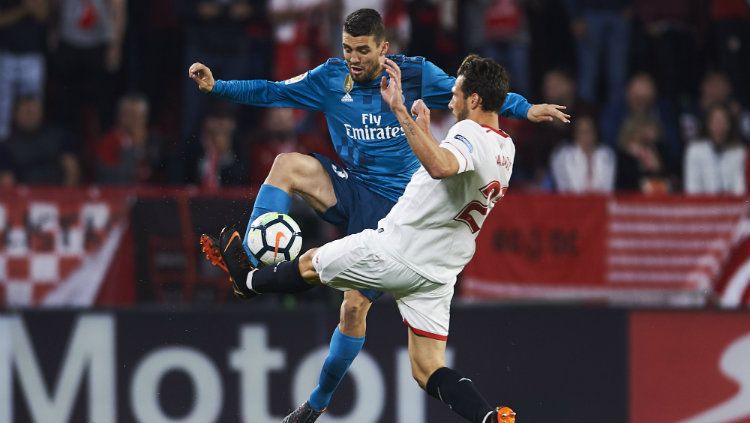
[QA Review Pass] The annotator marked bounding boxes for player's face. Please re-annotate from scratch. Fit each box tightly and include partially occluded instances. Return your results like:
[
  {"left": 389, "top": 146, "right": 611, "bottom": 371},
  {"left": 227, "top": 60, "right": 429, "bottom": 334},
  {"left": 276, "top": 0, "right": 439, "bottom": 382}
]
[
  {"left": 449, "top": 76, "right": 469, "bottom": 121},
  {"left": 342, "top": 32, "right": 388, "bottom": 83}
]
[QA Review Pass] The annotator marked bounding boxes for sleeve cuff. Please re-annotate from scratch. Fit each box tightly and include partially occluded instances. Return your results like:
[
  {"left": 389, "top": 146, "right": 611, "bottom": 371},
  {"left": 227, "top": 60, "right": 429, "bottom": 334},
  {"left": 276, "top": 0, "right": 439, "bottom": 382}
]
[
  {"left": 440, "top": 142, "right": 469, "bottom": 173},
  {"left": 210, "top": 80, "right": 226, "bottom": 96}
]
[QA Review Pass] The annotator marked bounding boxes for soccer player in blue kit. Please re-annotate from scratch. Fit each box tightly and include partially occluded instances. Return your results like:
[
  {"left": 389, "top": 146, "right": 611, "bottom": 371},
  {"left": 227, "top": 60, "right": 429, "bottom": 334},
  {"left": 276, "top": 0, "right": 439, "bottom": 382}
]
[{"left": 190, "top": 8, "right": 569, "bottom": 423}]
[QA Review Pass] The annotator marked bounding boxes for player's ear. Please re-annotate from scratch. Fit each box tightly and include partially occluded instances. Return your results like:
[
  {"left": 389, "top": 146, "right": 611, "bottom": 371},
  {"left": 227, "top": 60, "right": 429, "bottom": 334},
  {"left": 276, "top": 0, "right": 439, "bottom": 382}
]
[{"left": 380, "top": 41, "right": 389, "bottom": 56}]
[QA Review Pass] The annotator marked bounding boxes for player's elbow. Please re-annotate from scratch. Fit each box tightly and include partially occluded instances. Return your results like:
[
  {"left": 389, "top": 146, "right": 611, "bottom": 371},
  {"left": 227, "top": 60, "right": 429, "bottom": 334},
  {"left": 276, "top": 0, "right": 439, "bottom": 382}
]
[
  {"left": 424, "top": 151, "right": 459, "bottom": 179},
  {"left": 425, "top": 163, "right": 455, "bottom": 179},
  {"left": 426, "top": 168, "right": 451, "bottom": 179}
]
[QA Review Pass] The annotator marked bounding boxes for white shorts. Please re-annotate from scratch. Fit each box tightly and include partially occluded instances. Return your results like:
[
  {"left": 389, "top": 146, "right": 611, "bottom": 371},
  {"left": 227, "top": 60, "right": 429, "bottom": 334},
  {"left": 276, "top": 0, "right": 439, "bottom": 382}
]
[{"left": 312, "top": 229, "right": 454, "bottom": 340}]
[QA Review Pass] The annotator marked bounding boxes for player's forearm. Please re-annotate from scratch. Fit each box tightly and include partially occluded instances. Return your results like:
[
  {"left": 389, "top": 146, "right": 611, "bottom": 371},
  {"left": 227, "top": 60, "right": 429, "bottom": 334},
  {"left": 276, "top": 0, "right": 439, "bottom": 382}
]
[
  {"left": 211, "top": 79, "right": 273, "bottom": 105},
  {"left": 211, "top": 79, "right": 320, "bottom": 110},
  {"left": 500, "top": 92, "right": 532, "bottom": 119},
  {"left": 394, "top": 106, "right": 456, "bottom": 178}
]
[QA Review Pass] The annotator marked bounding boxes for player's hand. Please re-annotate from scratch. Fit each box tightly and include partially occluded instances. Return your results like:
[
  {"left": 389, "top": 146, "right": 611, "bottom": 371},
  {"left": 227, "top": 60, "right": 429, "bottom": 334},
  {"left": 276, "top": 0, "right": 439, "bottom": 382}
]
[
  {"left": 411, "top": 99, "right": 431, "bottom": 132},
  {"left": 380, "top": 59, "right": 405, "bottom": 112},
  {"left": 189, "top": 62, "right": 215, "bottom": 93},
  {"left": 527, "top": 103, "right": 570, "bottom": 123}
]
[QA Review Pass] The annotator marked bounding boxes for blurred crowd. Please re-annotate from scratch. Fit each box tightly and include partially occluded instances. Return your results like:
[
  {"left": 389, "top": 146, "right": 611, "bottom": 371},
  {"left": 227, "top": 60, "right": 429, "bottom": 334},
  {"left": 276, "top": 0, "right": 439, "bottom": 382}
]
[{"left": 0, "top": 0, "right": 748, "bottom": 195}]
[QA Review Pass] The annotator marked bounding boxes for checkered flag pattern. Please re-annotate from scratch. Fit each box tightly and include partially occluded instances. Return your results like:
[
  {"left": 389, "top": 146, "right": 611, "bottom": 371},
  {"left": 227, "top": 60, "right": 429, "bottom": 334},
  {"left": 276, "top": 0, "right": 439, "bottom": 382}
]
[{"left": 0, "top": 190, "right": 129, "bottom": 306}]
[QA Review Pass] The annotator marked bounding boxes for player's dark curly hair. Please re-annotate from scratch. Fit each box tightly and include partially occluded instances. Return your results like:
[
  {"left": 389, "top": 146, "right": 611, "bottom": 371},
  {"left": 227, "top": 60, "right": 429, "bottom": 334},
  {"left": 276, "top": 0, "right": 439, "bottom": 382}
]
[
  {"left": 457, "top": 54, "right": 509, "bottom": 113},
  {"left": 343, "top": 9, "right": 385, "bottom": 43}
]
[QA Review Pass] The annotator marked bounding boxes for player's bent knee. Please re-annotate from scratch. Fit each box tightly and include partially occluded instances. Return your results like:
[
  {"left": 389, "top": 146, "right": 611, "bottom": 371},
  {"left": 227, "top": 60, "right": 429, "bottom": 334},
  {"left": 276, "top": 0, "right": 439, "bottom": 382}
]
[
  {"left": 269, "top": 152, "right": 306, "bottom": 182},
  {"left": 342, "top": 292, "right": 370, "bottom": 316},
  {"left": 340, "top": 291, "right": 371, "bottom": 328}
]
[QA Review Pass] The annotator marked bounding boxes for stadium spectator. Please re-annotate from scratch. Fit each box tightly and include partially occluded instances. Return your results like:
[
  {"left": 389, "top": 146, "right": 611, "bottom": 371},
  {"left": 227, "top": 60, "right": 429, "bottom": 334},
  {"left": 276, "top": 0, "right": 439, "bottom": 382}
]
[
  {"left": 269, "top": 0, "right": 329, "bottom": 80},
  {"left": 605, "top": 73, "right": 681, "bottom": 176},
  {"left": 407, "top": 0, "right": 460, "bottom": 75},
  {"left": 1, "top": 95, "right": 79, "bottom": 186},
  {"left": 49, "top": 0, "right": 127, "bottom": 151},
  {"left": 680, "top": 71, "right": 750, "bottom": 144},
  {"left": 632, "top": 0, "right": 708, "bottom": 103},
  {"left": 517, "top": 68, "right": 591, "bottom": 188},
  {"left": 710, "top": 0, "right": 750, "bottom": 108},
  {"left": 180, "top": 0, "right": 268, "bottom": 140},
  {"left": 550, "top": 115, "right": 616, "bottom": 193},
  {"left": 246, "top": 108, "right": 305, "bottom": 187},
  {"left": 615, "top": 115, "right": 671, "bottom": 193},
  {"left": 0, "top": 0, "right": 49, "bottom": 141},
  {"left": 684, "top": 104, "right": 746, "bottom": 195},
  {"left": 94, "top": 93, "right": 166, "bottom": 185},
  {"left": 476, "top": 0, "right": 531, "bottom": 95},
  {"left": 564, "top": 0, "right": 630, "bottom": 107},
  {"left": 195, "top": 111, "right": 246, "bottom": 189}
]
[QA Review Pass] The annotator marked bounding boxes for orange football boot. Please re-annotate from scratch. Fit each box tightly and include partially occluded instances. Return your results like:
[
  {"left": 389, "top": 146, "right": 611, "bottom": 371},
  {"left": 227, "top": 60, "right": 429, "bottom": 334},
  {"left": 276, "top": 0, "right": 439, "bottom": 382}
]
[{"left": 496, "top": 406, "right": 516, "bottom": 423}]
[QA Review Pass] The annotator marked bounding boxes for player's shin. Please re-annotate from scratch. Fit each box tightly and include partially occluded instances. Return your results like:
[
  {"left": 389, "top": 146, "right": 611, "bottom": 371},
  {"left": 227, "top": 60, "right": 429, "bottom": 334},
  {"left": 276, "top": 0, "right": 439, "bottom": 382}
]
[
  {"left": 244, "top": 183, "right": 292, "bottom": 265},
  {"left": 425, "top": 367, "right": 496, "bottom": 423},
  {"left": 246, "top": 257, "right": 314, "bottom": 294},
  {"left": 308, "top": 327, "right": 365, "bottom": 411}
]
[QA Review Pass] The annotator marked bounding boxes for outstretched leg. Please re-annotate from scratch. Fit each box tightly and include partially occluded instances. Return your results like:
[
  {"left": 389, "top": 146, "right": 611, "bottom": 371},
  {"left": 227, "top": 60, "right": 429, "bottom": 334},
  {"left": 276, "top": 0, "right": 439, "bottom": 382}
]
[
  {"left": 408, "top": 329, "right": 515, "bottom": 423},
  {"left": 238, "top": 247, "right": 321, "bottom": 295}
]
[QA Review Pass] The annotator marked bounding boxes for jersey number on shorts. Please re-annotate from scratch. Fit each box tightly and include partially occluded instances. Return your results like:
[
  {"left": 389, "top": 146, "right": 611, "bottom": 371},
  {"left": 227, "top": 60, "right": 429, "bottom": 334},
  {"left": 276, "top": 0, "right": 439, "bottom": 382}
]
[{"left": 453, "top": 180, "right": 506, "bottom": 233}]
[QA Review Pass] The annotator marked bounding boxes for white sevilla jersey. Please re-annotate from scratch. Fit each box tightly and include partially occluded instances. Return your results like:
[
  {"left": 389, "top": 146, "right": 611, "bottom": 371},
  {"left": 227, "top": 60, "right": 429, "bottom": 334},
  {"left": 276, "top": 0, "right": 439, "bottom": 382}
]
[{"left": 375, "top": 119, "right": 515, "bottom": 285}]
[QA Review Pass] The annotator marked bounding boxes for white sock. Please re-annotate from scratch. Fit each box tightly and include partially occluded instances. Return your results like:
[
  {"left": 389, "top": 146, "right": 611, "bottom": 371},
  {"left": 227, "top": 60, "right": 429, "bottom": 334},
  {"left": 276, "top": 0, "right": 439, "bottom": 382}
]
[{"left": 245, "top": 269, "right": 259, "bottom": 293}]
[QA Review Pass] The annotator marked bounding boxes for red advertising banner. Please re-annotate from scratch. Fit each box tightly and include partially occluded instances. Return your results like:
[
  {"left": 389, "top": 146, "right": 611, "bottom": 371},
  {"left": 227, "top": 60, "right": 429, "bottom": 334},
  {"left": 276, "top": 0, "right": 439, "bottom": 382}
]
[
  {"left": 2, "top": 188, "right": 749, "bottom": 308},
  {"left": 462, "top": 193, "right": 608, "bottom": 298},
  {"left": 630, "top": 311, "right": 750, "bottom": 423},
  {"left": 462, "top": 195, "right": 750, "bottom": 305},
  {"left": 0, "top": 188, "right": 133, "bottom": 307}
]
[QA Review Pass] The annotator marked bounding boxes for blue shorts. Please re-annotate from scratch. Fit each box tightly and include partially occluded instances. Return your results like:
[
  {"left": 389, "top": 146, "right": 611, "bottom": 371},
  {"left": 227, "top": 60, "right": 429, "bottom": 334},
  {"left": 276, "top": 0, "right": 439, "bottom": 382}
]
[{"left": 312, "top": 153, "right": 397, "bottom": 302}]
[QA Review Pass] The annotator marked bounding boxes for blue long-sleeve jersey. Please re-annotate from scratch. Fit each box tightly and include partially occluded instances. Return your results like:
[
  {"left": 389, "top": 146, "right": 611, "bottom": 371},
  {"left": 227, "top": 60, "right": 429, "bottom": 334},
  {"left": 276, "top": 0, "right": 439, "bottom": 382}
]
[{"left": 211, "top": 55, "right": 531, "bottom": 201}]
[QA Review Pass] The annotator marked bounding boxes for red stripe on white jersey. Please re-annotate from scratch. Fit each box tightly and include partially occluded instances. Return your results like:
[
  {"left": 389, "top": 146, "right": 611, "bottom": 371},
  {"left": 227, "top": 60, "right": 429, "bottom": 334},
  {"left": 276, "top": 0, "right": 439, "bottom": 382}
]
[{"left": 402, "top": 319, "right": 448, "bottom": 341}]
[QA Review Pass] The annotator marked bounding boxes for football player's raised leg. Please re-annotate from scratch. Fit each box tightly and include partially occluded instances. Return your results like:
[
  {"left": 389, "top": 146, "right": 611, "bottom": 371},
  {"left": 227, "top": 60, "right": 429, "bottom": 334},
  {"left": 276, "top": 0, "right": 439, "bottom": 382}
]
[
  {"left": 409, "top": 330, "right": 504, "bottom": 423},
  {"left": 260, "top": 154, "right": 370, "bottom": 414},
  {"left": 244, "top": 152, "right": 337, "bottom": 265}
]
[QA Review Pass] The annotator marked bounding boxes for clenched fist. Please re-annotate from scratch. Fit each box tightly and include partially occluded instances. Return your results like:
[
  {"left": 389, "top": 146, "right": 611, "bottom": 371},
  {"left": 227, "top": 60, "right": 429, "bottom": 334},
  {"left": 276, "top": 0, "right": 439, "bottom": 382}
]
[{"left": 189, "top": 62, "right": 215, "bottom": 93}]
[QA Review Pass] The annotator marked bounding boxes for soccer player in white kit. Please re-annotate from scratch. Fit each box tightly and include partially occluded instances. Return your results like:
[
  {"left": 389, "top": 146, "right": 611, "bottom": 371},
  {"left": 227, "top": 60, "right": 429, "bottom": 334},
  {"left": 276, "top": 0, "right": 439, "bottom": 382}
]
[{"left": 214, "top": 54, "right": 517, "bottom": 423}]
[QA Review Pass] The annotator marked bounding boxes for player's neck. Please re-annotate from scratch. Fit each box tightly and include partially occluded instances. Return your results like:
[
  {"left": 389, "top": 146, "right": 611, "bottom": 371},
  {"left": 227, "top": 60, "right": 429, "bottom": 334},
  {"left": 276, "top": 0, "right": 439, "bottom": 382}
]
[{"left": 467, "top": 111, "right": 499, "bottom": 130}]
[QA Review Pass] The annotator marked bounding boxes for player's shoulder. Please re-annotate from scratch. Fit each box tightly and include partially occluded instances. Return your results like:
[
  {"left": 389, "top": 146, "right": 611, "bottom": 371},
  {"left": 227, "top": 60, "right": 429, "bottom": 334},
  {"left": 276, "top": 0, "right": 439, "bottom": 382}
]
[
  {"left": 325, "top": 55, "right": 428, "bottom": 70},
  {"left": 450, "top": 120, "right": 515, "bottom": 149},
  {"left": 450, "top": 119, "right": 485, "bottom": 136},
  {"left": 322, "top": 57, "right": 349, "bottom": 74},
  {"left": 324, "top": 57, "right": 347, "bottom": 68},
  {"left": 388, "top": 54, "right": 426, "bottom": 67},
  {"left": 388, "top": 55, "right": 428, "bottom": 87}
]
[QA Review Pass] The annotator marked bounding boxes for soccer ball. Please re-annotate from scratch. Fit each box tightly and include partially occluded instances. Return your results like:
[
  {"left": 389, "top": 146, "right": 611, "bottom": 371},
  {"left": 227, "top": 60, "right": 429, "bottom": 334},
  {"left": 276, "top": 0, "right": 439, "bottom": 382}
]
[{"left": 245, "top": 212, "right": 302, "bottom": 266}]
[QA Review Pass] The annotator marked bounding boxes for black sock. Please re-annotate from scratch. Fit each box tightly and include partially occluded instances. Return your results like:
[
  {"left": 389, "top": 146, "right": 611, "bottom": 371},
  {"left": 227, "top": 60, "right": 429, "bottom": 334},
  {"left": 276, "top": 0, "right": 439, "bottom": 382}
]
[
  {"left": 249, "top": 258, "right": 314, "bottom": 294},
  {"left": 426, "top": 367, "right": 495, "bottom": 423}
]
